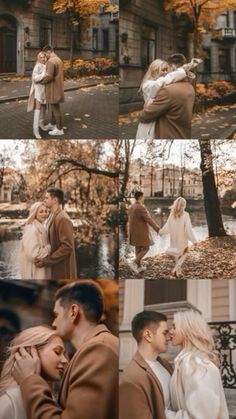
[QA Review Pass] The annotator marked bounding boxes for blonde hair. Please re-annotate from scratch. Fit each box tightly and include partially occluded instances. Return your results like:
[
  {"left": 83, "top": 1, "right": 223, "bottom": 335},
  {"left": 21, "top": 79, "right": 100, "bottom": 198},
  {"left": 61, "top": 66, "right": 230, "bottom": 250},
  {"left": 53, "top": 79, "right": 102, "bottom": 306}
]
[
  {"left": 140, "top": 59, "right": 169, "bottom": 93},
  {"left": 0, "top": 326, "right": 59, "bottom": 391},
  {"left": 37, "top": 51, "right": 46, "bottom": 63},
  {"left": 170, "top": 197, "right": 186, "bottom": 218},
  {"left": 25, "top": 201, "right": 46, "bottom": 225},
  {"left": 174, "top": 310, "right": 219, "bottom": 367}
]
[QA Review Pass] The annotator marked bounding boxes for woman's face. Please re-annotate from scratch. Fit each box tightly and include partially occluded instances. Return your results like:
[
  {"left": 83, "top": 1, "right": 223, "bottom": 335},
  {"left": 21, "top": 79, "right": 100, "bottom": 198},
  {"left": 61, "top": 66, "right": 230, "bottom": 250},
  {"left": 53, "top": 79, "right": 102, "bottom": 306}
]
[
  {"left": 170, "top": 323, "right": 184, "bottom": 346},
  {"left": 36, "top": 204, "right": 49, "bottom": 223},
  {"left": 39, "top": 336, "right": 68, "bottom": 381},
  {"left": 38, "top": 53, "right": 47, "bottom": 64}
]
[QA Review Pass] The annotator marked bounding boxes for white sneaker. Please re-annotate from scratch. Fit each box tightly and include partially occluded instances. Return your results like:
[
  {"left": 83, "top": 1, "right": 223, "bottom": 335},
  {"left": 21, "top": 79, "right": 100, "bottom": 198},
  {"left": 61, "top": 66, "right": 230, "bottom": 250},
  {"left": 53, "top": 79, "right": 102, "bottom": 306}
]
[
  {"left": 129, "top": 262, "right": 139, "bottom": 274},
  {"left": 138, "top": 265, "right": 147, "bottom": 273},
  {"left": 47, "top": 123, "right": 57, "bottom": 131},
  {"left": 49, "top": 128, "right": 64, "bottom": 136}
]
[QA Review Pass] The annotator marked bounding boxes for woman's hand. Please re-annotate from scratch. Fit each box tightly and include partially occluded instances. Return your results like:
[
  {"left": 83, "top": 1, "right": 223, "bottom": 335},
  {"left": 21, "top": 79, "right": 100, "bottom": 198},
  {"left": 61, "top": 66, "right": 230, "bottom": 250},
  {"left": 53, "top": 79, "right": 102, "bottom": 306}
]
[{"left": 12, "top": 347, "right": 41, "bottom": 386}]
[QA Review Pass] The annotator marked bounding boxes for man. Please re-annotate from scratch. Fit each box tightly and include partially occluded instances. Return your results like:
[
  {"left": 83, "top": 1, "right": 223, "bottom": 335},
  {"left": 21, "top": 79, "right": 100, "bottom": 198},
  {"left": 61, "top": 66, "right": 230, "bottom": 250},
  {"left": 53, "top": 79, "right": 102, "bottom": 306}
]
[
  {"left": 128, "top": 191, "right": 160, "bottom": 273},
  {"left": 13, "top": 280, "right": 119, "bottom": 419},
  {"left": 35, "top": 187, "right": 77, "bottom": 279},
  {"left": 139, "top": 53, "right": 195, "bottom": 139},
  {"left": 120, "top": 311, "right": 173, "bottom": 419},
  {"left": 41, "top": 45, "right": 65, "bottom": 136}
]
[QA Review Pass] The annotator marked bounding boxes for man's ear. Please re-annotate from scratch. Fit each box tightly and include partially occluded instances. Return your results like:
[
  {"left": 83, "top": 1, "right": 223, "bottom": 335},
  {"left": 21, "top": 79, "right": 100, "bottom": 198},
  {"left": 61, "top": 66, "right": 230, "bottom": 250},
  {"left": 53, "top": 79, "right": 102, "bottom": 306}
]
[
  {"left": 143, "top": 328, "right": 152, "bottom": 343},
  {"left": 70, "top": 304, "right": 81, "bottom": 323}
]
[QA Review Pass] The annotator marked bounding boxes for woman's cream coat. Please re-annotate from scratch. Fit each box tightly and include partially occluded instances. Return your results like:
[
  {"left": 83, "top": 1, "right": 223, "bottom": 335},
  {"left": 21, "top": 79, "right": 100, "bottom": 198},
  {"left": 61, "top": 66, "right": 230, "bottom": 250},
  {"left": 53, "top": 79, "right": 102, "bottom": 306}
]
[
  {"left": 166, "top": 350, "right": 229, "bottom": 419},
  {"left": 20, "top": 220, "right": 51, "bottom": 279},
  {"left": 0, "top": 386, "right": 26, "bottom": 419}
]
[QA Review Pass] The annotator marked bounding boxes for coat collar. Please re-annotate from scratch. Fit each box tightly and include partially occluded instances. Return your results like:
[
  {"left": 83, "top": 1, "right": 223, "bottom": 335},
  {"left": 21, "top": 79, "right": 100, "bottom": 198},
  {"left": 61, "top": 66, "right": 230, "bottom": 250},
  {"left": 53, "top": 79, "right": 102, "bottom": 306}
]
[
  {"left": 47, "top": 207, "right": 62, "bottom": 230},
  {"left": 82, "top": 324, "right": 110, "bottom": 344},
  {"left": 133, "top": 350, "right": 173, "bottom": 406}
]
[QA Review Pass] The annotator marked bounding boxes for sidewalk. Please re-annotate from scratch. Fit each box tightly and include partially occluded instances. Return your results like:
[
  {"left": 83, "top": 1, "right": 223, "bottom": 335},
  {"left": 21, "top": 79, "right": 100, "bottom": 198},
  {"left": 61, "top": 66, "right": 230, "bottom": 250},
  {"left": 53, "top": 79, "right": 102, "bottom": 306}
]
[
  {"left": 119, "top": 103, "right": 236, "bottom": 139},
  {"left": 0, "top": 75, "right": 118, "bottom": 103}
]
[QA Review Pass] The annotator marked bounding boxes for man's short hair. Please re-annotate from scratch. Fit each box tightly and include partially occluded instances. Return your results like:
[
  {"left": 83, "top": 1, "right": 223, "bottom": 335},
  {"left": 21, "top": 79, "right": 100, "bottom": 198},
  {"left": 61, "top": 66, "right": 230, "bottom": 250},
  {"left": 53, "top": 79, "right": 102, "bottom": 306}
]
[
  {"left": 47, "top": 187, "right": 64, "bottom": 205},
  {"left": 55, "top": 280, "right": 104, "bottom": 324},
  {"left": 134, "top": 191, "right": 144, "bottom": 200},
  {"left": 167, "top": 53, "right": 187, "bottom": 67},
  {"left": 42, "top": 45, "right": 54, "bottom": 52},
  {"left": 132, "top": 311, "right": 167, "bottom": 343}
]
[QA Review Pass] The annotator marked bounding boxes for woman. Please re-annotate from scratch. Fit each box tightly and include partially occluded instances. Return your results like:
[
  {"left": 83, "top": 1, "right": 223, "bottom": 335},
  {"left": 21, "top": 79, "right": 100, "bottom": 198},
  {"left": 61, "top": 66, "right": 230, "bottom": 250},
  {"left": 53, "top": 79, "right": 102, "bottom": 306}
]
[
  {"left": 159, "top": 197, "right": 197, "bottom": 277},
  {"left": 0, "top": 326, "right": 68, "bottom": 419},
  {"left": 27, "top": 51, "right": 48, "bottom": 139},
  {"left": 20, "top": 202, "right": 51, "bottom": 280},
  {"left": 165, "top": 310, "right": 229, "bottom": 419}
]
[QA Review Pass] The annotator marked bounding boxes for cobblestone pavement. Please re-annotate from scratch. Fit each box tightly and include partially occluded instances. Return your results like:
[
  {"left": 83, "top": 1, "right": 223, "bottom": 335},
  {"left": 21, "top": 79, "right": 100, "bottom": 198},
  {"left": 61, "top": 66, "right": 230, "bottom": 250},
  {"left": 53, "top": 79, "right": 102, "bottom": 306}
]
[
  {"left": 0, "top": 84, "right": 119, "bottom": 139},
  {"left": 119, "top": 104, "right": 236, "bottom": 139}
]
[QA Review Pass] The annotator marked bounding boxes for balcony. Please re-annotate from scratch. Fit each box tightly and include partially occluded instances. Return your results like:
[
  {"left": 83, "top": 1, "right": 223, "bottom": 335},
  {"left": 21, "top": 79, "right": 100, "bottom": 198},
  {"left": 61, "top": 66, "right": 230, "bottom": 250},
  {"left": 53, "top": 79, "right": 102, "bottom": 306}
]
[
  {"left": 221, "top": 28, "right": 236, "bottom": 39},
  {"left": 209, "top": 321, "right": 236, "bottom": 389}
]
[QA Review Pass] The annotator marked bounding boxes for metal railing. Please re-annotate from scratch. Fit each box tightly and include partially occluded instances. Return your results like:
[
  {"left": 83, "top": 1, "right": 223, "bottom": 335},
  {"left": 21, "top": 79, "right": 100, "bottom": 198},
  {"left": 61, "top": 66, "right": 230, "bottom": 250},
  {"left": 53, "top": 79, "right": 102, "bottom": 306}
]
[{"left": 209, "top": 321, "right": 236, "bottom": 389}]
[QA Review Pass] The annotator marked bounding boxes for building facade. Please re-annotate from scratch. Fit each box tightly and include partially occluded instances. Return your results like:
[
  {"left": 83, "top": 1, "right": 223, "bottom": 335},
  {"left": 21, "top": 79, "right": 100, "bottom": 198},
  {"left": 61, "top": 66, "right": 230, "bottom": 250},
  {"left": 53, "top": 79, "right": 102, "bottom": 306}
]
[
  {"left": 129, "top": 162, "right": 203, "bottom": 199},
  {"left": 0, "top": 0, "right": 118, "bottom": 75}
]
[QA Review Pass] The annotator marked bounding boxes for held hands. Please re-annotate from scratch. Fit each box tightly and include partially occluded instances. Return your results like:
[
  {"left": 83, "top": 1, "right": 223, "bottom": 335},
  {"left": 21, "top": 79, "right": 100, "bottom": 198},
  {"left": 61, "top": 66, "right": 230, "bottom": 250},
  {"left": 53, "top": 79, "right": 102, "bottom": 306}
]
[
  {"left": 12, "top": 347, "right": 41, "bottom": 386},
  {"left": 34, "top": 257, "right": 46, "bottom": 267}
]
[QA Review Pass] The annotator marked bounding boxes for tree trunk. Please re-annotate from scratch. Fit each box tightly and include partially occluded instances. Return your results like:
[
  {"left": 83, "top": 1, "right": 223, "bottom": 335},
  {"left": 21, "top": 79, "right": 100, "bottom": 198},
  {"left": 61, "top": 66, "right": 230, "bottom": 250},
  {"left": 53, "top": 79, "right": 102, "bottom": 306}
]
[{"left": 199, "top": 140, "right": 226, "bottom": 237}]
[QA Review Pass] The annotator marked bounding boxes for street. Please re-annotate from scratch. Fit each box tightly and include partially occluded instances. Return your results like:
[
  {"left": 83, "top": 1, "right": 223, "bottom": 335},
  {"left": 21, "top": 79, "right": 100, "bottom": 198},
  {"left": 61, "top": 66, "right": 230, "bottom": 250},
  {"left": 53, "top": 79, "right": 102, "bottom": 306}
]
[{"left": 0, "top": 84, "right": 119, "bottom": 139}]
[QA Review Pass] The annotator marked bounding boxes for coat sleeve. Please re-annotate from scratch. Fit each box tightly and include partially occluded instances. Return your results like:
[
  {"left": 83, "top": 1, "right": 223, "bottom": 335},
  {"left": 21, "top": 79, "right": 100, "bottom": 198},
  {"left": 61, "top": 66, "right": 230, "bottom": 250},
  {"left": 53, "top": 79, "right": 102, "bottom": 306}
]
[
  {"left": 22, "top": 226, "right": 51, "bottom": 261},
  {"left": 119, "top": 380, "right": 153, "bottom": 419},
  {"left": 41, "top": 61, "right": 55, "bottom": 84},
  {"left": 42, "top": 218, "right": 74, "bottom": 266},
  {"left": 20, "top": 343, "right": 118, "bottom": 419},
  {"left": 165, "top": 360, "right": 228, "bottom": 419},
  {"left": 139, "top": 87, "right": 171, "bottom": 123},
  {"left": 32, "top": 64, "right": 46, "bottom": 82},
  {"left": 0, "top": 393, "right": 15, "bottom": 419},
  {"left": 139, "top": 206, "right": 160, "bottom": 233},
  {"left": 184, "top": 213, "right": 197, "bottom": 244}
]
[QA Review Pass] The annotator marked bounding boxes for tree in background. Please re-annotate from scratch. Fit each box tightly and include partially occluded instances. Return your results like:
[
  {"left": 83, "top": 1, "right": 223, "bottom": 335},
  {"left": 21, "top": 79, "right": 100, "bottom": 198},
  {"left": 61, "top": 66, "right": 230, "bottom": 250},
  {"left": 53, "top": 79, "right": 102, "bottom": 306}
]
[{"left": 163, "top": 0, "right": 236, "bottom": 56}]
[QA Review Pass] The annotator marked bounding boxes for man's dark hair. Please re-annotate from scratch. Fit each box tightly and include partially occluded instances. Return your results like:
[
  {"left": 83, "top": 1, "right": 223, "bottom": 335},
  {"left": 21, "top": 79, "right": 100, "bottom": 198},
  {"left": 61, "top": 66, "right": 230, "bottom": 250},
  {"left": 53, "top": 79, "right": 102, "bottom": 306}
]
[
  {"left": 134, "top": 191, "right": 144, "bottom": 200},
  {"left": 167, "top": 53, "right": 187, "bottom": 67},
  {"left": 132, "top": 311, "right": 167, "bottom": 343},
  {"left": 47, "top": 187, "right": 64, "bottom": 205},
  {"left": 42, "top": 45, "right": 54, "bottom": 52},
  {"left": 55, "top": 281, "right": 104, "bottom": 323}
]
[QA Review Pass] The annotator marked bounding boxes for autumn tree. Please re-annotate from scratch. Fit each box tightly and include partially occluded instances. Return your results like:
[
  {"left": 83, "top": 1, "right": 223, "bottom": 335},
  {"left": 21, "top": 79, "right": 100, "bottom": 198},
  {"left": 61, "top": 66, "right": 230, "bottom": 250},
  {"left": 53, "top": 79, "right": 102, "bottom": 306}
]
[
  {"left": 53, "top": 0, "right": 112, "bottom": 69},
  {"left": 163, "top": 0, "right": 236, "bottom": 56}
]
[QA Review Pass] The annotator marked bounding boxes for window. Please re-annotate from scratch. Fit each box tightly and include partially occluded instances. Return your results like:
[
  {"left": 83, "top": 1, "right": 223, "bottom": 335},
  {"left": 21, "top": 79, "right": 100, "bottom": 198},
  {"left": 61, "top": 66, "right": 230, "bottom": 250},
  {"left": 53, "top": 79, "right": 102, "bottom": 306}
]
[
  {"left": 141, "top": 25, "right": 156, "bottom": 67},
  {"left": 39, "top": 18, "right": 52, "bottom": 49},
  {"left": 92, "top": 28, "right": 98, "bottom": 50},
  {"left": 203, "top": 48, "right": 211, "bottom": 73},
  {"left": 102, "top": 29, "right": 109, "bottom": 51},
  {"left": 219, "top": 48, "right": 231, "bottom": 73}
]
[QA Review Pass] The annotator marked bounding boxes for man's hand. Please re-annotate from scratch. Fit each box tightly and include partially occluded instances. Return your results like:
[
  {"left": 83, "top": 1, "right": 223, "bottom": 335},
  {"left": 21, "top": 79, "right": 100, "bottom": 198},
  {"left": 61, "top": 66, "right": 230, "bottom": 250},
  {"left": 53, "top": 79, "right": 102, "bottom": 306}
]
[
  {"left": 12, "top": 347, "right": 41, "bottom": 386},
  {"left": 35, "top": 258, "right": 46, "bottom": 267}
]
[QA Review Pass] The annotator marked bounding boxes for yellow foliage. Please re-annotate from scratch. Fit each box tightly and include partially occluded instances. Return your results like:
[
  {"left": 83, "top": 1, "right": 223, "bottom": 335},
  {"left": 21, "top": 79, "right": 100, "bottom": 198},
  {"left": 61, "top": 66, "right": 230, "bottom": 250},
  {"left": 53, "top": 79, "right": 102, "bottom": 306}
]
[{"left": 53, "top": 0, "right": 110, "bottom": 18}]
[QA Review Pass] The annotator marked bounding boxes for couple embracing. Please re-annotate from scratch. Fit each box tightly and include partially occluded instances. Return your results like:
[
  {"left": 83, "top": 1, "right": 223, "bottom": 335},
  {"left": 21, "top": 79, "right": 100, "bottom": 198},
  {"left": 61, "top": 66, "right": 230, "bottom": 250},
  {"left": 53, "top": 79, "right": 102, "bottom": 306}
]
[
  {"left": 136, "top": 53, "right": 202, "bottom": 139},
  {"left": 20, "top": 187, "right": 76, "bottom": 280},
  {"left": 27, "top": 45, "right": 64, "bottom": 138},
  {"left": 128, "top": 192, "right": 197, "bottom": 277},
  {"left": 0, "top": 281, "right": 119, "bottom": 419},
  {"left": 120, "top": 310, "right": 229, "bottom": 419}
]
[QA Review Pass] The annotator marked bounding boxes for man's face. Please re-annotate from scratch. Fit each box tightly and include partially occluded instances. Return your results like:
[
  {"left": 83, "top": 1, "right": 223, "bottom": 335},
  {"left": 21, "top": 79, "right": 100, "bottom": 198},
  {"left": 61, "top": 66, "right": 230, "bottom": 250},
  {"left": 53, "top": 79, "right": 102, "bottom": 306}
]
[
  {"left": 149, "top": 321, "right": 170, "bottom": 353},
  {"left": 52, "top": 299, "right": 74, "bottom": 341},
  {"left": 44, "top": 192, "right": 55, "bottom": 209},
  {"left": 45, "top": 50, "right": 51, "bottom": 59}
]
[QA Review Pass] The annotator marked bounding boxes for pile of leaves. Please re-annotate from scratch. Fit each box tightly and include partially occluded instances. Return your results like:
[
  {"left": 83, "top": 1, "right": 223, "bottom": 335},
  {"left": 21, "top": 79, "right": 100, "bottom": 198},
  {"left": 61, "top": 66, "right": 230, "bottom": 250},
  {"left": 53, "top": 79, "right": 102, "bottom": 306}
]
[
  {"left": 120, "top": 236, "right": 236, "bottom": 280},
  {"left": 195, "top": 81, "right": 236, "bottom": 111},
  {"left": 63, "top": 58, "right": 118, "bottom": 78}
]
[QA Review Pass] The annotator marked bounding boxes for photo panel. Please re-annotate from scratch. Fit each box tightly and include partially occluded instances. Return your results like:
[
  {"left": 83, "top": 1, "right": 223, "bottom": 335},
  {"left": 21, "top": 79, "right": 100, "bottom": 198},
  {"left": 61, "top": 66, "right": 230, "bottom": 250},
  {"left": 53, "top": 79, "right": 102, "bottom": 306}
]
[
  {"left": 119, "top": 0, "right": 236, "bottom": 140},
  {"left": 0, "top": 139, "right": 119, "bottom": 280},
  {"left": 119, "top": 278, "right": 236, "bottom": 418},
  {"left": 119, "top": 139, "right": 236, "bottom": 280},
  {"left": 0, "top": 1, "right": 119, "bottom": 139}
]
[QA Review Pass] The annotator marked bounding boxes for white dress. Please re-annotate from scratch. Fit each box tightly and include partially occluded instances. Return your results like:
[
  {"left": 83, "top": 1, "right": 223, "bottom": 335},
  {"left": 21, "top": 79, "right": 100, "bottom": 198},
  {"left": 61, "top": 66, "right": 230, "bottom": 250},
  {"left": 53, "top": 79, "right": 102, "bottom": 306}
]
[
  {"left": 20, "top": 219, "right": 51, "bottom": 279},
  {"left": 159, "top": 211, "right": 196, "bottom": 257},
  {"left": 0, "top": 386, "right": 26, "bottom": 419},
  {"left": 136, "top": 67, "right": 186, "bottom": 140},
  {"left": 165, "top": 350, "right": 229, "bottom": 419},
  {"left": 27, "top": 62, "right": 46, "bottom": 112}
]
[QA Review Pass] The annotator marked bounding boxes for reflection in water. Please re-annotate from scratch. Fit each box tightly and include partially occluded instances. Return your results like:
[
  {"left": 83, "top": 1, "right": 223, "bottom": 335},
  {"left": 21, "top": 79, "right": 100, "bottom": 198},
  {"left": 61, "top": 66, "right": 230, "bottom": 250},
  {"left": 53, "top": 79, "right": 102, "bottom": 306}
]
[
  {"left": 0, "top": 234, "right": 118, "bottom": 280},
  {"left": 120, "top": 209, "right": 236, "bottom": 260}
]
